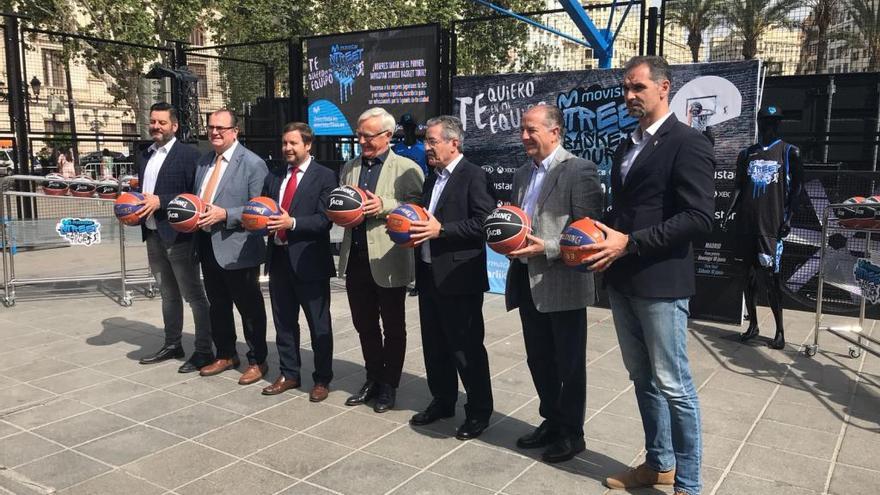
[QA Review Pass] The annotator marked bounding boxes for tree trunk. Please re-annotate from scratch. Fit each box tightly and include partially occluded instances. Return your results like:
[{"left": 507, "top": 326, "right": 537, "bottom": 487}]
[
  {"left": 688, "top": 31, "right": 702, "bottom": 63},
  {"left": 742, "top": 37, "right": 758, "bottom": 59}
]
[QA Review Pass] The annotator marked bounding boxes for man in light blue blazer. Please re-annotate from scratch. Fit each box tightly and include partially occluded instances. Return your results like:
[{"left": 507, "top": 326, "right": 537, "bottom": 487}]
[{"left": 194, "top": 109, "right": 269, "bottom": 386}]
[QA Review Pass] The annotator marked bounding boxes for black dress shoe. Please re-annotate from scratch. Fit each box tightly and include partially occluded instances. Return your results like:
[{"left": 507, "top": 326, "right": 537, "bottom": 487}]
[
  {"left": 455, "top": 418, "right": 489, "bottom": 440},
  {"left": 373, "top": 383, "right": 396, "bottom": 413},
  {"left": 516, "top": 420, "right": 560, "bottom": 449},
  {"left": 177, "top": 352, "right": 215, "bottom": 373},
  {"left": 139, "top": 345, "right": 185, "bottom": 365},
  {"left": 345, "top": 380, "right": 377, "bottom": 406},
  {"left": 410, "top": 400, "right": 455, "bottom": 426},
  {"left": 542, "top": 436, "right": 585, "bottom": 463}
]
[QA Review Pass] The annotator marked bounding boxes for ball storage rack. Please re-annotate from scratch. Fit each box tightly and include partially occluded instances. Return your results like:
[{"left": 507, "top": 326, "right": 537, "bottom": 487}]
[
  {"left": 0, "top": 175, "right": 155, "bottom": 307},
  {"left": 807, "top": 201, "right": 880, "bottom": 359}
]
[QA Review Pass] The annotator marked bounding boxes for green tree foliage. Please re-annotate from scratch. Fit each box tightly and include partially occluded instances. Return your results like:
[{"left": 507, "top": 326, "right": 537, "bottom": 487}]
[
  {"left": 720, "top": 0, "right": 804, "bottom": 60},
  {"left": 664, "top": 0, "right": 721, "bottom": 63}
]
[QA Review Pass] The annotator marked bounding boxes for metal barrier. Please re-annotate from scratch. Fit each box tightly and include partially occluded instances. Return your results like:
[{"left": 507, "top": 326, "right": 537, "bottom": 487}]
[{"left": 0, "top": 175, "right": 154, "bottom": 307}]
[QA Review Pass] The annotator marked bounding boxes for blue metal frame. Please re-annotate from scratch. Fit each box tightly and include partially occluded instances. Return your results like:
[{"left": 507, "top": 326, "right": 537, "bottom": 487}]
[{"left": 470, "top": 0, "right": 633, "bottom": 69}]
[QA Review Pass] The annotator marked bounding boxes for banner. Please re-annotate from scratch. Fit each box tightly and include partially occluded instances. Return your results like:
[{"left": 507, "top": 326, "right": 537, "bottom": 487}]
[
  {"left": 454, "top": 61, "right": 761, "bottom": 323},
  {"left": 304, "top": 25, "right": 441, "bottom": 136}
]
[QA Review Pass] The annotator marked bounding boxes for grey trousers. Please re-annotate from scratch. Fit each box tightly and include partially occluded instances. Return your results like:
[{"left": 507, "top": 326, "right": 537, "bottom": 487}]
[{"left": 145, "top": 231, "right": 212, "bottom": 355}]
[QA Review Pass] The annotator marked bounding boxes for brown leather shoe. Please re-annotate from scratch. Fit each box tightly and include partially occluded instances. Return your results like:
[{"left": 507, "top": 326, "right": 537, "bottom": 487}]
[
  {"left": 239, "top": 363, "right": 268, "bottom": 385},
  {"left": 604, "top": 463, "right": 675, "bottom": 490},
  {"left": 309, "top": 383, "right": 329, "bottom": 402},
  {"left": 261, "top": 375, "right": 301, "bottom": 395},
  {"left": 199, "top": 357, "right": 241, "bottom": 377}
]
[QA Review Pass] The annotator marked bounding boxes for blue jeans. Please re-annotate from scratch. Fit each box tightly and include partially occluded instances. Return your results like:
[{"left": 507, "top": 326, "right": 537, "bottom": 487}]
[
  {"left": 607, "top": 287, "right": 702, "bottom": 495},
  {"left": 146, "top": 231, "right": 212, "bottom": 355}
]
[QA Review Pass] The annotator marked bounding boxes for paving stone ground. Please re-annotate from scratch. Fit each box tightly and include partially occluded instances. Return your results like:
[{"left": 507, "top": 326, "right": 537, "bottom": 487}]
[{"left": 0, "top": 246, "right": 879, "bottom": 494}]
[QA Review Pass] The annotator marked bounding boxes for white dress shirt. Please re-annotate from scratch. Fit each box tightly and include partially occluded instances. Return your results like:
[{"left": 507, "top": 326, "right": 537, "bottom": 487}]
[
  {"left": 421, "top": 155, "right": 463, "bottom": 263},
  {"left": 142, "top": 137, "right": 177, "bottom": 230},
  {"left": 620, "top": 112, "right": 673, "bottom": 183},
  {"left": 273, "top": 157, "right": 311, "bottom": 246},
  {"left": 198, "top": 140, "right": 239, "bottom": 203}
]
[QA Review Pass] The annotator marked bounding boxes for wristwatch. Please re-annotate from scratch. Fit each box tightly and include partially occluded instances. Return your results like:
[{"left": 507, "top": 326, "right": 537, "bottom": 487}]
[
  {"left": 625, "top": 236, "right": 639, "bottom": 256},
  {"left": 438, "top": 225, "right": 446, "bottom": 238}
]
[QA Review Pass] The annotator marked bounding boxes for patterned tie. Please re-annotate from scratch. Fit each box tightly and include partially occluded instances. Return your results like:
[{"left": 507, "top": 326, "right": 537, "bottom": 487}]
[
  {"left": 200, "top": 154, "right": 224, "bottom": 203},
  {"left": 276, "top": 166, "right": 299, "bottom": 243}
]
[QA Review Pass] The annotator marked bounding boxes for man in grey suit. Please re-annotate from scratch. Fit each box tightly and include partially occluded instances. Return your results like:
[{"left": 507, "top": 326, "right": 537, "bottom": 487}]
[
  {"left": 195, "top": 109, "right": 270, "bottom": 385},
  {"left": 506, "top": 104, "right": 602, "bottom": 463}
]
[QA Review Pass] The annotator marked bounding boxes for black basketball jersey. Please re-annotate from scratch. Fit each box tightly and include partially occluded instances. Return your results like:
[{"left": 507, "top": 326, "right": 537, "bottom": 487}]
[{"left": 734, "top": 139, "right": 795, "bottom": 236}]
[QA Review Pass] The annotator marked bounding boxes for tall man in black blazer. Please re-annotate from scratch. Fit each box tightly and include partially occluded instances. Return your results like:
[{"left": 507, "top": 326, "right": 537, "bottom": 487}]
[
  {"left": 408, "top": 115, "right": 496, "bottom": 440},
  {"left": 583, "top": 56, "right": 715, "bottom": 495},
  {"left": 135, "top": 102, "right": 213, "bottom": 373},
  {"left": 260, "top": 122, "right": 337, "bottom": 402}
]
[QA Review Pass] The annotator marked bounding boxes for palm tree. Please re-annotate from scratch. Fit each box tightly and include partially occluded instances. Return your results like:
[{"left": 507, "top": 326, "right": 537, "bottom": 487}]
[
  {"left": 801, "top": 0, "right": 843, "bottom": 73},
  {"left": 720, "top": 0, "right": 804, "bottom": 60},
  {"left": 664, "top": 0, "right": 722, "bottom": 62},
  {"left": 833, "top": 0, "right": 880, "bottom": 71}
]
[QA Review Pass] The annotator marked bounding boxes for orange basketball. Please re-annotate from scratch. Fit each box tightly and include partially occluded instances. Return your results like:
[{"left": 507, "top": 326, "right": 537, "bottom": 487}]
[
  {"left": 114, "top": 192, "right": 146, "bottom": 226},
  {"left": 560, "top": 217, "right": 606, "bottom": 271},
  {"left": 386, "top": 203, "right": 428, "bottom": 248},
  {"left": 326, "top": 185, "right": 367, "bottom": 228},
  {"left": 242, "top": 196, "right": 281, "bottom": 233},
  {"left": 167, "top": 193, "right": 205, "bottom": 233},
  {"left": 484, "top": 206, "right": 531, "bottom": 255}
]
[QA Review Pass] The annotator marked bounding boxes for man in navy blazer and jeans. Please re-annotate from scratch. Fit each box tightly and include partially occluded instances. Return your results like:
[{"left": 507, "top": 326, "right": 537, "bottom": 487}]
[
  {"left": 135, "top": 102, "right": 212, "bottom": 373},
  {"left": 584, "top": 56, "right": 715, "bottom": 495},
  {"left": 260, "top": 122, "right": 337, "bottom": 402}
]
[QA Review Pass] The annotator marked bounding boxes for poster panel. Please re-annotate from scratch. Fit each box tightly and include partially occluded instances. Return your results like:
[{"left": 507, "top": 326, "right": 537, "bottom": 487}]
[
  {"left": 304, "top": 25, "right": 441, "bottom": 136},
  {"left": 454, "top": 61, "right": 761, "bottom": 323}
]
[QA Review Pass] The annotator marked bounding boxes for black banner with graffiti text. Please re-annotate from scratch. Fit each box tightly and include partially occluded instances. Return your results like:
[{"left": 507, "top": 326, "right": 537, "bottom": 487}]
[{"left": 454, "top": 61, "right": 761, "bottom": 323}]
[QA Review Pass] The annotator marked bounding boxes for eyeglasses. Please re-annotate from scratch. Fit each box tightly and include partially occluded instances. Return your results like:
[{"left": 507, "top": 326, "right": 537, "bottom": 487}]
[
  {"left": 207, "top": 125, "right": 236, "bottom": 133},
  {"left": 425, "top": 138, "right": 450, "bottom": 147},
  {"left": 356, "top": 129, "right": 390, "bottom": 142}
]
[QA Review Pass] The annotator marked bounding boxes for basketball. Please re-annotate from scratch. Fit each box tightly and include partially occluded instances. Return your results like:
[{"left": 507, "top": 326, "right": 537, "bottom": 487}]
[
  {"left": 865, "top": 195, "right": 880, "bottom": 229},
  {"left": 327, "top": 185, "right": 366, "bottom": 228},
  {"left": 838, "top": 196, "right": 870, "bottom": 229},
  {"left": 242, "top": 196, "right": 281, "bottom": 233},
  {"left": 43, "top": 173, "right": 69, "bottom": 196},
  {"left": 484, "top": 206, "right": 531, "bottom": 255},
  {"left": 70, "top": 177, "right": 97, "bottom": 198},
  {"left": 120, "top": 175, "right": 138, "bottom": 193},
  {"left": 386, "top": 203, "right": 428, "bottom": 247},
  {"left": 114, "top": 192, "right": 146, "bottom": 226},
  {"left": 96, "top": 184, "right": 119, "bottom": 199},
  {"left": 167, "top": 193, "right": 204, "bottom": 233},
  {"left": 560, "top": 217, "right": 606, "bottom": 271}
]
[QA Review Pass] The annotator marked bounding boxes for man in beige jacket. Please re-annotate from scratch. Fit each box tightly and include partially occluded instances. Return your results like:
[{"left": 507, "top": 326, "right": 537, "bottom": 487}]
[{"left": 338, "top": 107, "right": 424, "bottom": 413}]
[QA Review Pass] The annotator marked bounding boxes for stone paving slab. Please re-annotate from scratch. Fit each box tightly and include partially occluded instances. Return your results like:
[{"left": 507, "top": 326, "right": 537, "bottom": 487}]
[{"left": 0, "top": 277, "right": 878, "bottom": 494}]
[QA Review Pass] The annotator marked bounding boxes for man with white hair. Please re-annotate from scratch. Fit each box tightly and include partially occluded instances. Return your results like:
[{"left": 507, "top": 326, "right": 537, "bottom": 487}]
[{"left": 338, "top": 107, "right": 424, "bottom": 413}]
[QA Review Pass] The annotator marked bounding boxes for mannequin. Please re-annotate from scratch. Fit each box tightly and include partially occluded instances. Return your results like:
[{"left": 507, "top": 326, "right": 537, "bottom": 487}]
[
  {"left": 723, "top": 105, "right": 804, "bottom": 349},
  {"left": 392, "top": 113, "right": 427, "bottom": 175}
]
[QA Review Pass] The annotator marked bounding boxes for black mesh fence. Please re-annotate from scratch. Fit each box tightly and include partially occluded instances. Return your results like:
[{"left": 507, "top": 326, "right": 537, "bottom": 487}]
[
  {"left": 185, "top": 40, "right": 291, "bottom": 163},
  {"left": 660, "top": 0, "right": 878, "bottom": 75}
]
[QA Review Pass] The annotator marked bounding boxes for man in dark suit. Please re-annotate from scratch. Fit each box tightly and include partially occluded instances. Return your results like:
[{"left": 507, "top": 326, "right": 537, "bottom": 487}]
[
  {"left": 506, "top": 104, "right": 602, "bottom": 463},
  {"left": 195, "top": 109, "right": 270, "bottom": 385},
  {"left": 260, "top": 122, "right": 337, "bottom": 401},
  {"left": 135, "top": 102, "right": 212, "bottom": 373},
  {"left": 583, "top": 56, "right": 715, "bottom": 495},
  {"left": 407, "top": 115, "right": 495, "bottom": 440}
]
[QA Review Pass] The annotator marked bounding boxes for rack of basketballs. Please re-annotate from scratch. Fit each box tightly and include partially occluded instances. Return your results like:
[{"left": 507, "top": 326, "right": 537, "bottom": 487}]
[
  {"left": 803, "top": 196, "right": 880, "bottom": 361},
  {"left": 0, "top": 173, "right": 153, "bottom": 308}
]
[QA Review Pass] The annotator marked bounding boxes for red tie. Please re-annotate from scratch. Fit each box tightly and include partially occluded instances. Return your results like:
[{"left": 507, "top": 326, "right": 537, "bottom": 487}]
[{"left": 277, "top": 166, "right": 299, "bottom": 243}]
